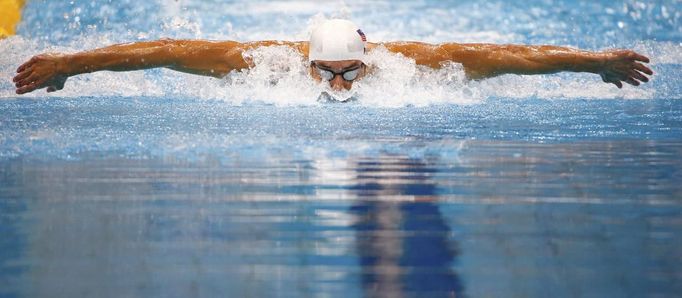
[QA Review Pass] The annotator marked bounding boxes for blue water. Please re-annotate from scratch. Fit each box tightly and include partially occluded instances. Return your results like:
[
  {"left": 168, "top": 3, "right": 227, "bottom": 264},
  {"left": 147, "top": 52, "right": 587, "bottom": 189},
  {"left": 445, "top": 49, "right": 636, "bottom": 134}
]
[{"left": 2, "top": 1, "right": 682, "bottom": 297}]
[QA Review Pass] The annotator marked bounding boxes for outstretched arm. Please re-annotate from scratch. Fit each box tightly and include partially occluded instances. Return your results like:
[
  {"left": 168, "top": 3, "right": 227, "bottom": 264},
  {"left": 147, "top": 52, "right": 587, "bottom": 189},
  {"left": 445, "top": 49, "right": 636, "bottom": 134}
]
[
  {"left": 377, "top": 42, "right": 653, "bottom": 88},
  {"left": 13, "top": 39, "right": 304, "bottom": 94}
]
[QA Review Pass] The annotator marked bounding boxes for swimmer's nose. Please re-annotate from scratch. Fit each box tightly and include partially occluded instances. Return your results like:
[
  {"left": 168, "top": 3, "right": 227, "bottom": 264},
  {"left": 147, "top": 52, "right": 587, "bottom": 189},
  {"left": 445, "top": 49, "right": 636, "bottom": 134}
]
[{"left": 329, "top": 75, "right": 350, "bottom": 91}]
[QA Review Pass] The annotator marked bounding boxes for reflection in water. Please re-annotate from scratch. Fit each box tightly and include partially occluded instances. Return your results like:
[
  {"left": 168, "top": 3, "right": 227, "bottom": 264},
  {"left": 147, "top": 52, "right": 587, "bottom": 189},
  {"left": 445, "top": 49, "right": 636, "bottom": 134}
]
[
  {"left": 350, "top": 157, "right": 463, "bottom": 297},
  {"left": 1, "top": 139, "right": 682, "bottom": 297}
]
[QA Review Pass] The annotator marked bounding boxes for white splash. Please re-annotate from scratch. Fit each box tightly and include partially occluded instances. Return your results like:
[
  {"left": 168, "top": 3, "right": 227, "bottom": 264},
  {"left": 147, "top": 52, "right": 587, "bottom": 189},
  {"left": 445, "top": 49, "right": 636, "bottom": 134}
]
[{"left": 221, "top": 45, "right": 323, "bottom": 105}]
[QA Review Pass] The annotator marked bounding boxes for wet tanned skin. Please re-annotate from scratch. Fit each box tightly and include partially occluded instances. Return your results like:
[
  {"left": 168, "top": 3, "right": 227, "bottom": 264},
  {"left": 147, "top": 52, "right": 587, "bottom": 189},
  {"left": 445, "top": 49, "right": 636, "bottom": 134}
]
[{"left": 14, "top": 39, "right": 652, "bottom": 94}]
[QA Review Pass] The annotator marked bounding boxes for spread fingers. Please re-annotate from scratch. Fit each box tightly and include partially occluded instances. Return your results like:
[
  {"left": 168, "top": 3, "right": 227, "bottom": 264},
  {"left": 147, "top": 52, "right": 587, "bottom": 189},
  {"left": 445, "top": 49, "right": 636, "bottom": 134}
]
[
  {"left": 16, "top": 73, "right": 41, "bottom": 87},
  {"left": 13, "top": 67, "right": 33, "bottom": 82},
  {"left": 16, "top": 78, "right": 47, "bottom": 94},
  {"left": 633, "top": 62, "right": 653, "bottom": 75},
  {"left": 629, "top": 52, "right": 650, "bottom": 63},
  {"left": 625, "top": 78, "right": 640, "bottom": 86},
  {"left": 16, "top": 57, "right": 37, "bottom": 73},
  {"left": 630, "top": 70, "right": 649, "bottom": 83}
]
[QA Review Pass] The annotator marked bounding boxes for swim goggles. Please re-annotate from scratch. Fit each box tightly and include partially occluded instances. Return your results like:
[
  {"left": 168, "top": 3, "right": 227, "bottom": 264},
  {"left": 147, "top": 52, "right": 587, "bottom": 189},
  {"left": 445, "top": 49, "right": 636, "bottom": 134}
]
[{"left": 311, "top": 62, "right": 364, "bottom": 81}]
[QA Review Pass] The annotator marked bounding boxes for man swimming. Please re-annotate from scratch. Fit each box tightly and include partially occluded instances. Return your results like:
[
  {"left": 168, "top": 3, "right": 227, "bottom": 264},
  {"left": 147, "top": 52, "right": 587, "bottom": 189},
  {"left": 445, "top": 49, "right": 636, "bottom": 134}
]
[{"left": 13, "top": 19, "right": 653, "bottom": 95}]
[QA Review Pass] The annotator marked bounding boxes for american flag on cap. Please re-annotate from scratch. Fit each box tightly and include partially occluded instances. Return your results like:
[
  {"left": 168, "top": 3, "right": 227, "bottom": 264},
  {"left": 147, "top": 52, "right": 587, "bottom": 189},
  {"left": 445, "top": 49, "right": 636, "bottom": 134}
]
[{"left": 357, "top": 29, "right": 367, "bottom": 42}]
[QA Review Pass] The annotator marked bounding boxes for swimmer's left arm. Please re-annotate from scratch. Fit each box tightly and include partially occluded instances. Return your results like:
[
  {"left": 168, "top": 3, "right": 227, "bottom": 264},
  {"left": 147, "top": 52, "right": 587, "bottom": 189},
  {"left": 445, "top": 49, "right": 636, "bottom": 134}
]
[{"left": 378, "top": 42, "right": 653, "bottom": 88}]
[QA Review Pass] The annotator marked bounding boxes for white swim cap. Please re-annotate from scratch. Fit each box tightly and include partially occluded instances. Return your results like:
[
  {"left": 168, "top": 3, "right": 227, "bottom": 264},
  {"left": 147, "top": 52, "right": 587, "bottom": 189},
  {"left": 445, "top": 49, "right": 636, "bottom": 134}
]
[{"left": 309, "top": 19, "right": 367, "bottom": 63}]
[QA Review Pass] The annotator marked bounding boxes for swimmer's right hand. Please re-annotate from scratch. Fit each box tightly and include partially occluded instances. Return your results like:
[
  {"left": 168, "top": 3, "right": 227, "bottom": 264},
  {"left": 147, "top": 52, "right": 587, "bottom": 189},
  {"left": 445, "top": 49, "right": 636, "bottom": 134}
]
[
  {"left": 597, "top": 50, "right": 653, "bottom": 89},
  {"left": 13, "top": 54, "right": 69, "bottom": 94}
]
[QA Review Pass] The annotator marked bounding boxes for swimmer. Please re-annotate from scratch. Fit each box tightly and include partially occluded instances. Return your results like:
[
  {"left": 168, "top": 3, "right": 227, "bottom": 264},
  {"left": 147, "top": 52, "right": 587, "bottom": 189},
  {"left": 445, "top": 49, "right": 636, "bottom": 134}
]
[{"left": 13, "top": 19, "right": 653, "bottom": 95}]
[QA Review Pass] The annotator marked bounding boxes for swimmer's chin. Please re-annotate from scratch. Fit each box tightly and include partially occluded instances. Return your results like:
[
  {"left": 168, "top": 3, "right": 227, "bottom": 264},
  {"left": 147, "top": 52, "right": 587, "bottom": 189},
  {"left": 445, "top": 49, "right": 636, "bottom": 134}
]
[{"left": 317, "top": 91, "right": 358, "bottom": 103}]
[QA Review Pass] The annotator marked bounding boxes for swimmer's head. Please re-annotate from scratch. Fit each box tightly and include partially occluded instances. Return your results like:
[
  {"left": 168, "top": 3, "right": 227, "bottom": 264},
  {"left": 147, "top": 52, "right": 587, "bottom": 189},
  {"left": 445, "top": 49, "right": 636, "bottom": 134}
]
[{"left": 308, "top": 19, "right": 367, "bottom": 91}]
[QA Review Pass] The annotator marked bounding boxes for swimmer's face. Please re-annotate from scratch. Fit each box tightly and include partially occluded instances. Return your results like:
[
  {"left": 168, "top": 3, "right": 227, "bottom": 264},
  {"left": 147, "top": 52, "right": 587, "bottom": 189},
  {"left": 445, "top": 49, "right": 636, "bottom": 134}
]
[{"left": 309, "top": 60, "right": 366, "bottom": 91}]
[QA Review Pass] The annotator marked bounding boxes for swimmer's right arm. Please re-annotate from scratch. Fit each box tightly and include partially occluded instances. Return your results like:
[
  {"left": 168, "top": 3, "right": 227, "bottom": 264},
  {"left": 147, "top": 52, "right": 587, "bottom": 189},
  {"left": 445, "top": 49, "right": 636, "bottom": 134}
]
[{"left": 13, "top": 39, "right": 305, "bottom": 94}]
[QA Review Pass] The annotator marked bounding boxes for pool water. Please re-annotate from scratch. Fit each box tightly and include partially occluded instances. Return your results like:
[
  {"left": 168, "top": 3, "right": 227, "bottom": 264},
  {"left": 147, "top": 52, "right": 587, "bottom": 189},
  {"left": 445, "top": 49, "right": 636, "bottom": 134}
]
[{"left": 2, "top": 1, "right": 682, "bottom": 297}]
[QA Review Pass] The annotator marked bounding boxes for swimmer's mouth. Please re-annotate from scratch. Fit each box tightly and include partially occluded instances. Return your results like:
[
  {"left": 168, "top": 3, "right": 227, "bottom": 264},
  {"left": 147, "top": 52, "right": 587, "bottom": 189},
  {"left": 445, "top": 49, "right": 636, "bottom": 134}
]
[{"left": 318, "top": 91, "right": 358, "bottom": 103}]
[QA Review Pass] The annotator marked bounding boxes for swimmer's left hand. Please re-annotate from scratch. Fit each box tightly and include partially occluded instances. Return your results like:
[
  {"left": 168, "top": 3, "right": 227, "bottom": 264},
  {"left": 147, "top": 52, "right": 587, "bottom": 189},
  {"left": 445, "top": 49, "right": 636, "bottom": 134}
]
[
  {"left": 13, "top": 53, "right": 69, "bottom": 94},
  {"left": 597, "top": 50, "right": 653, "bottom": 88}
]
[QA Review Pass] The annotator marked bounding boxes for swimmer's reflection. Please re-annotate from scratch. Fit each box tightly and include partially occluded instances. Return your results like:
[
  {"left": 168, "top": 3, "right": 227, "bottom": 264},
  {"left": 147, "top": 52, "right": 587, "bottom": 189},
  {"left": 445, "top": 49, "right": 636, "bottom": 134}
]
[{"left": 349, "top": 157, "right": 463, "bottom": 298}]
